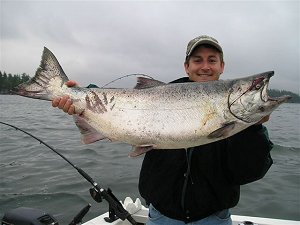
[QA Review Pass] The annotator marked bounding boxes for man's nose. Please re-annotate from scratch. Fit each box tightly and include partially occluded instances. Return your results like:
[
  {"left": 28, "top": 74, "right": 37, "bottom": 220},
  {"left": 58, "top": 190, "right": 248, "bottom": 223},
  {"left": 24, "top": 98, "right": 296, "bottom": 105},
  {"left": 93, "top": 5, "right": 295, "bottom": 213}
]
[{"left": 201, "top": 62, "right": 210, "bottom": 70}]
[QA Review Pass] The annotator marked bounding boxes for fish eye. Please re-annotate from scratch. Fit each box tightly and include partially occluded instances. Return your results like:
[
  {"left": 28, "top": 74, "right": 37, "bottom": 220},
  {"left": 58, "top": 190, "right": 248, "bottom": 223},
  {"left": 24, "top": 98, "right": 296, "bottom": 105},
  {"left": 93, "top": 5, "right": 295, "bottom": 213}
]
[
  {"left": 255, "top": 84, "right": 262, "bottom": 90},
  {"left": 250, "top": 77, "right": 264, "bottom": 90}
]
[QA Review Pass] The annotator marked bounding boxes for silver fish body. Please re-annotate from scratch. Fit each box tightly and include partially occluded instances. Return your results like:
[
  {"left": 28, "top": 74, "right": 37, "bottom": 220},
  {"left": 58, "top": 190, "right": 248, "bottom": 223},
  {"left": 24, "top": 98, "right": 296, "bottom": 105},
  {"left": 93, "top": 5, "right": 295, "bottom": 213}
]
[{"left": 14, "top": 47, "right": 291, "bottom": 155}]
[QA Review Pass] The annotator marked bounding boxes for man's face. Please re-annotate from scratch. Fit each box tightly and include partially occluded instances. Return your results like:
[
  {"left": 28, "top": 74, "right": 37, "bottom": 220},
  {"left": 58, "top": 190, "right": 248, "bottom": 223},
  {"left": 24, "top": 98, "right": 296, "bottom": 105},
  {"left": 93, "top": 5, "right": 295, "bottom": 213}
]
[{"left": 184, "top": 46, "right": 224, "bottom": 82}]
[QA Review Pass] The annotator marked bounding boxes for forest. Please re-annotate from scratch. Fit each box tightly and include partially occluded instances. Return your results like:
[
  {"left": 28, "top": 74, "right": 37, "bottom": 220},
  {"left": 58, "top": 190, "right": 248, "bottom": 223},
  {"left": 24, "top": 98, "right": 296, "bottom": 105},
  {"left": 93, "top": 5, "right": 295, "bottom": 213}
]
[
  {"left": 0, "top": 71, "right": 31, "bottom": 94},
  {"left": 0, "top": 71, "right": 299, "bottom": 103}
]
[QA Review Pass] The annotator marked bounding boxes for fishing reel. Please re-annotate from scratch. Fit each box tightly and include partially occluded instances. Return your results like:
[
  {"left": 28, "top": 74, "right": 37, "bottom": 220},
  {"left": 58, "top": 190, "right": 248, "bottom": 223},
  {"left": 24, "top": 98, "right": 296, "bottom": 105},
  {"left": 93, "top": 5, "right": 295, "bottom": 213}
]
[{"left": 89, "top": 187, "right": 141, "bottom": 224}]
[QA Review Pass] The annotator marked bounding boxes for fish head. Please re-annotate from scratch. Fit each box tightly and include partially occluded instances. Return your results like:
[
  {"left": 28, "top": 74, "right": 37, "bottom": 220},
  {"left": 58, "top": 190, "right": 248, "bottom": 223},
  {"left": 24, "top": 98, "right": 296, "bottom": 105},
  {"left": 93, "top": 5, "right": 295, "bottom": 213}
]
[{"left": 228, "top": 71, "right": 291, "bottom": 123}]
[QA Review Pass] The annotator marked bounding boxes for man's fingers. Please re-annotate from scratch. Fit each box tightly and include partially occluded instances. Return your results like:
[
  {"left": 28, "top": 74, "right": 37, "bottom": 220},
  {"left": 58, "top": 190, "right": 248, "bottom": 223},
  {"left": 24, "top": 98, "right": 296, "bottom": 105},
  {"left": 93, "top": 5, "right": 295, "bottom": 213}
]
[
  {"left": 52, "top": 98, "right": 61, "bottom": 107},
  {"left": 52, "top": 96, "right": 76, "bottom": 115},
  {"left": 66, "top": 80, "right": 78, "bottom": 87},
  {"left": 57, "top": 97, "right": 67, "bottom": 109},
  {"left": 68, "top": 105, "right": 76, "bottom": 115},
  {"left": 63, "top": 99, "right": 73, "bottom": 112},
  {"left": 52, "top": 80, "right": 78, "bottom": 111}
]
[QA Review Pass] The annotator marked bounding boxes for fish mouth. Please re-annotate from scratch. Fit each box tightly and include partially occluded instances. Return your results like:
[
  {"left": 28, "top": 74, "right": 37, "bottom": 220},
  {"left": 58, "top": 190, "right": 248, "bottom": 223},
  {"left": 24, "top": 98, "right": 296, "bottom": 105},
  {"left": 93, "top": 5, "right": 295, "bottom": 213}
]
[
  {"left": 246, "top": 71, "right": 291, "bottom": 104},
  {"left": 265, "top": 93, "right": 292, "bottom": 104},
  {"left": 228, "top": 71, "right": 291, "bottom": 123},
  {"left": 260, "top": 74, "right": 291, "bottom": 104}
]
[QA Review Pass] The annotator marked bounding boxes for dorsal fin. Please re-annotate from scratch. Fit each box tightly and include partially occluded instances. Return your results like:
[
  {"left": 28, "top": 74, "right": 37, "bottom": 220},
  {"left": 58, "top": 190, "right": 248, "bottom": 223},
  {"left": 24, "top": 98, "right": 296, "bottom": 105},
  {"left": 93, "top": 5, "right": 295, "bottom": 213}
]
[{"left": 134, "top": 77, "right": 166, "bottom": 89}]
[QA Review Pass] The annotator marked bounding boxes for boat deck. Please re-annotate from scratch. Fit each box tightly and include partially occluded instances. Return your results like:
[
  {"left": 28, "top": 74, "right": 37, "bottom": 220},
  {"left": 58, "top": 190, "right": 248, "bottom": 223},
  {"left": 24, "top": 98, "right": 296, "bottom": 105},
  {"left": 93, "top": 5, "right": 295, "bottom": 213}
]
[{"left": 83, "top": 208, "right": 299, "bottom": 225}]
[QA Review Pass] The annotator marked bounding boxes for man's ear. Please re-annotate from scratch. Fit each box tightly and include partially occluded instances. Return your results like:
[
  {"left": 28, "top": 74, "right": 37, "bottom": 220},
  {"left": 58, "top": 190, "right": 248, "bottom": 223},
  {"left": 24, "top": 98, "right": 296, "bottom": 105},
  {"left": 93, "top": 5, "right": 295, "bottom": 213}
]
[
  {"left": 219, "top": 62, "right": 225, "bottom": 75},
  {"left": 184, "top": 62, "right": 189, "bottom": 74}
]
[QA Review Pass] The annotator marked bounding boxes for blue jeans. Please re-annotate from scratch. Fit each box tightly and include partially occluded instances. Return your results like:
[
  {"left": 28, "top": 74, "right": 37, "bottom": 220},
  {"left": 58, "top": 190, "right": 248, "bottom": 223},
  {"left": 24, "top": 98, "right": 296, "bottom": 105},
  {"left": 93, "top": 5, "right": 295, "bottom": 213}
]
[{"left": 147, "top": 204, "right": 232, "bottom": 225}]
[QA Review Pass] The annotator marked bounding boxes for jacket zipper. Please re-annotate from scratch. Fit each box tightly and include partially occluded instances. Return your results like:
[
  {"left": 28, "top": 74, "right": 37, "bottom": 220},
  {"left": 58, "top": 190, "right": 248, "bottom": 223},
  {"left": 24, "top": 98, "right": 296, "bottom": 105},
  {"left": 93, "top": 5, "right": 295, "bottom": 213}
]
[{"left": 181, "top": 147, "right": 194, "bottom": 216}]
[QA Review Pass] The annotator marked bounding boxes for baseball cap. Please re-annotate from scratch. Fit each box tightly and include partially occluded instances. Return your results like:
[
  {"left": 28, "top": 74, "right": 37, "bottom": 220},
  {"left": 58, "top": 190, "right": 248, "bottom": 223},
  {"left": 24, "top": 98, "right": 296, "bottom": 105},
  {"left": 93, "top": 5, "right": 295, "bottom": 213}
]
[{"left": 186, "top": 35, "right": 223, "bottom": 57}]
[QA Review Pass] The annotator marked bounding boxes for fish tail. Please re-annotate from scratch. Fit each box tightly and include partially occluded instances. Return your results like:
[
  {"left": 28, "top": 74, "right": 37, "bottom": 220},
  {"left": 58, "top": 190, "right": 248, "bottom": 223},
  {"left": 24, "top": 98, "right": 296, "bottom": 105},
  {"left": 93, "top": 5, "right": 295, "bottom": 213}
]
[{"left": 12, "top": 47, "right": 69, "bottom": 101}]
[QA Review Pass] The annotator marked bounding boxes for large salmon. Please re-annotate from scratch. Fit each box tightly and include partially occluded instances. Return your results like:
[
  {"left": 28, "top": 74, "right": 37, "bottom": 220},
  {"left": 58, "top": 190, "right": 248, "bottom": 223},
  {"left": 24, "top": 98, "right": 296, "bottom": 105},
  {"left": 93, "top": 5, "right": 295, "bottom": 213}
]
[{"left": 14, "top": 47, "right": 290, "bottom": 156}]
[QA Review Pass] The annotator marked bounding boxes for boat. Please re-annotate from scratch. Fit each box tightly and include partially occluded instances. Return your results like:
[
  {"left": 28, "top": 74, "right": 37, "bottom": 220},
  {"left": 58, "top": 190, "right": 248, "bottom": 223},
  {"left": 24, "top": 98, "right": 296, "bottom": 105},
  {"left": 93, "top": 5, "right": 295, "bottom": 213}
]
[
  {"left": 3, "top": 196, "right": 299, "bottom": 225},
  {"left": 81, "top": 197, "right": 300, "bottom": 225}
]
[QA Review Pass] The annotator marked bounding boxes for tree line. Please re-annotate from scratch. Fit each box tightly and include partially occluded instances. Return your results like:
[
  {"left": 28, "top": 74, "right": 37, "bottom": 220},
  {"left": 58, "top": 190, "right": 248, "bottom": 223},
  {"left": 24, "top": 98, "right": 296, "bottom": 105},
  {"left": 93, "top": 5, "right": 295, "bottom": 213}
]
[
  {"left": 0, "top": 71, "right": 31, "bottom": 94},
  {"left": 0, "top": 71, "right": 299, "bottom": 103},
  {"left": 268, "top": 89, "right": 300, "bottom": 103}
]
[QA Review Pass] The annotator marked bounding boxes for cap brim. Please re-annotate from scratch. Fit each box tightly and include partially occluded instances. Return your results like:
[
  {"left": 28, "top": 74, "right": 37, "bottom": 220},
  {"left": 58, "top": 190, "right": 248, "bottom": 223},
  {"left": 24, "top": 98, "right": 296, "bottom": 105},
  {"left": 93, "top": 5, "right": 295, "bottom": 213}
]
[{"left": 187, "top": 40, "right": 223, "bottom": 56}]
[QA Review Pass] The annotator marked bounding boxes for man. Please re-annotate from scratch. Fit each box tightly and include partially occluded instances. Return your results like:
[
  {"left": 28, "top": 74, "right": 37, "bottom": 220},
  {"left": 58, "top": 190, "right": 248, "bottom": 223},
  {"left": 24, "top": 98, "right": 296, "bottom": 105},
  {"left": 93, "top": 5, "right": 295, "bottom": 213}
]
[{"left": 52, "top": 35, "right": 273, "bottom": 225}]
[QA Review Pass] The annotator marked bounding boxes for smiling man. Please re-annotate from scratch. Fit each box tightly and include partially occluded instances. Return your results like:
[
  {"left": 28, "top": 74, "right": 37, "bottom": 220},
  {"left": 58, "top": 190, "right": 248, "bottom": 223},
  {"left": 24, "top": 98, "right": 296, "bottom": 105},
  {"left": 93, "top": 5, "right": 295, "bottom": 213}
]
[
  {"left": 138, "top": 35, "right": 273, "bottom": 225},
  {"left": 184, "top": 35, "right": 224, "bottom": 82},
  {"left": 52, "top": 35, "right": 274, "bottom": 225}
]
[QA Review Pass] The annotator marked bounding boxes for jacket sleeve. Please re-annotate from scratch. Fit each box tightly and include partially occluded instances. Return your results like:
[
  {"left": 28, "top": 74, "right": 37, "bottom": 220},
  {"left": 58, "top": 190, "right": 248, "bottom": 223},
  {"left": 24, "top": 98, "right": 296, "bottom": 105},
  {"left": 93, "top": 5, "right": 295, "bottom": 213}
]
[{"left": 224, "top": 125, "right": 274, "bottom": 185}]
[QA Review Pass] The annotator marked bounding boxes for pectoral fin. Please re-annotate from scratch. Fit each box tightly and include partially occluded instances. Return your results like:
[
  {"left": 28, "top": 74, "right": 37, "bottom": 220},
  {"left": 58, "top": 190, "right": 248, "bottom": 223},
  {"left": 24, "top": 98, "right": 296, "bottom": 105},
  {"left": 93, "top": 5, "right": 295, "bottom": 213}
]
[
  {"left": 73, "top": 115, "right": 108, "bottom": 144},
  {"left": 207, "top": 122, "right": 236, "bottom": 139}
]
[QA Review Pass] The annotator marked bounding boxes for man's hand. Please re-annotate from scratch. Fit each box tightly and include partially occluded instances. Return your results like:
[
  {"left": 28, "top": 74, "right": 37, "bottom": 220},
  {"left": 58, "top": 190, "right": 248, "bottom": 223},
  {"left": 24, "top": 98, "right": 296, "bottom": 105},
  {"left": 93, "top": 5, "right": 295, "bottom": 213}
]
[{"left": 52, "top": 80, "right": 78, "bottom": 115}]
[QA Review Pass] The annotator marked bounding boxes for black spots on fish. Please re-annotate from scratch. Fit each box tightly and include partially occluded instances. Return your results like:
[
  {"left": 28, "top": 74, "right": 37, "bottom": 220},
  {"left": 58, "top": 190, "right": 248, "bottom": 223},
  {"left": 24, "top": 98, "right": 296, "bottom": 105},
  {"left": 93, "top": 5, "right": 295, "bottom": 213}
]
[
  {"left": 32, "top": 74, "right": 48, "bottom": 88},
  {"left": 35, "top": 72, "right": 49, "bottom": 85},
  {"left": 85, "top": 91, "right": 116, "bottom": 113},
  {"left": 85, "top": 95, "right": 92, "bottom": 112},
  {"left": 14, "top": 72, "right": 49, "bottom": 95},
  {"left": 109, "top": 96, "right": 115, "bottom": 103},
  {"left": 86, "top": 91, "right": 107, "bottom": 114},
  {"left": 208, "top": 121, "right": 236, "bottom": 139},
  {"left": 102, "top": 92, "right": 108, "bottom": 105},
  {"left": 110, "top": 103, "right": 116, "bottom": 111}
]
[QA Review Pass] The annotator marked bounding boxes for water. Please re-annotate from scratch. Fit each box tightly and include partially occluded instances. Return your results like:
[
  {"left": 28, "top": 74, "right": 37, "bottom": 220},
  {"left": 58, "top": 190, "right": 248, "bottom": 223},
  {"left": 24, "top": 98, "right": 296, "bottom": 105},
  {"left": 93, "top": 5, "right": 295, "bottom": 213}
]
[{"left": 0, "top": 95, "right": 299, "bottom": 223}]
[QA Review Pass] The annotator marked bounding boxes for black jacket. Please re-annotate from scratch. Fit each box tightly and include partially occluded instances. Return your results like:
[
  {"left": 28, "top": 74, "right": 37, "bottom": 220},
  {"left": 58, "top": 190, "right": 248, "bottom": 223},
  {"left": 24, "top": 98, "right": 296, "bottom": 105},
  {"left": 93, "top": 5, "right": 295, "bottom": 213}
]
[{"left": 138, "top": 77, "right": 273, "bottom": 222}]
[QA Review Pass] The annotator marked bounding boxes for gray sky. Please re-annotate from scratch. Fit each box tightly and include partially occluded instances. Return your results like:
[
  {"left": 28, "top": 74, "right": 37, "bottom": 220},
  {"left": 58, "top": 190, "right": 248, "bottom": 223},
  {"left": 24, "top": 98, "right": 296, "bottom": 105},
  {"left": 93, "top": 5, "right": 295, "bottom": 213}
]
[{"left": 1, "top": 0, "right": 299, "bottom": 93}]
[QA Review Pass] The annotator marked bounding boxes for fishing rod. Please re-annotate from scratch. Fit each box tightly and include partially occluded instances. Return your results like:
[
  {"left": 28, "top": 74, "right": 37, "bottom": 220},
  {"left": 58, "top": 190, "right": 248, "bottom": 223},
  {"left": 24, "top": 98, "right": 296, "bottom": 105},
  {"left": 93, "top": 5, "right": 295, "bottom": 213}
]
[
  {"left": 100, "top": 73, "right": 154, "bottom": 88},
  {"left": 0, "top": 121, "right": 141, "bottom": 225}
]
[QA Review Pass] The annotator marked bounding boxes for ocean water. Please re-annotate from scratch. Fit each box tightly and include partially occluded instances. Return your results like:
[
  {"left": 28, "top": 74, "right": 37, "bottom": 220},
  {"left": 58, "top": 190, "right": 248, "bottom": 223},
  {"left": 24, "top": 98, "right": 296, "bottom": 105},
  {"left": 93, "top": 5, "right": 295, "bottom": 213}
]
[{"left": 0, "top": 95, "right": 299, "bottom": 224}]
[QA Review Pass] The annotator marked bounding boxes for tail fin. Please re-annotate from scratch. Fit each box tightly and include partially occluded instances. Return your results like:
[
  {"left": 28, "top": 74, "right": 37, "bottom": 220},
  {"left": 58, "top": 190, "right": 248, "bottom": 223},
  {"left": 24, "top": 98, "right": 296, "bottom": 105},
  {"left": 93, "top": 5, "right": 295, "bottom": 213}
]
[{"left": 13, "top": 47, "right": 69, "bottom": 101}]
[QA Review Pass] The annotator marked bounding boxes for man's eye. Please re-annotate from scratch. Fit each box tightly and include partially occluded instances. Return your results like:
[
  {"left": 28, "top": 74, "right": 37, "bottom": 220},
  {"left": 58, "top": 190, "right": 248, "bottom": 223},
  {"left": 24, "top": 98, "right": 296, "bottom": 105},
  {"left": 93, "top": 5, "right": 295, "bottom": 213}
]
[{"left": 193, "top": 59, "right": 202, "bottom": 63}]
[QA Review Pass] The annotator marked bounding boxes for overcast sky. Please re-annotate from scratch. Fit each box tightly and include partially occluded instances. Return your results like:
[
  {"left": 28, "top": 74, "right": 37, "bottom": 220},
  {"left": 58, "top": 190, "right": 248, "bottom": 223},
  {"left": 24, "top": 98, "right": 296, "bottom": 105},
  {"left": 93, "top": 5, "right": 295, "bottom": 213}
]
[{"left": 1, "top": 0, "right": 299, "bottom": 93}]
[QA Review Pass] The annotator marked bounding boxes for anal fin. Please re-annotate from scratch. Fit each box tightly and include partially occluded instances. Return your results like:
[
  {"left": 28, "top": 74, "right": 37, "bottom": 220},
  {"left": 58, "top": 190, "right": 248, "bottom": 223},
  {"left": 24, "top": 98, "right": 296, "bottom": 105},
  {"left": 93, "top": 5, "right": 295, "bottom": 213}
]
[{"left": 129, "top": 145, "right": 154, "bottom": 157}]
